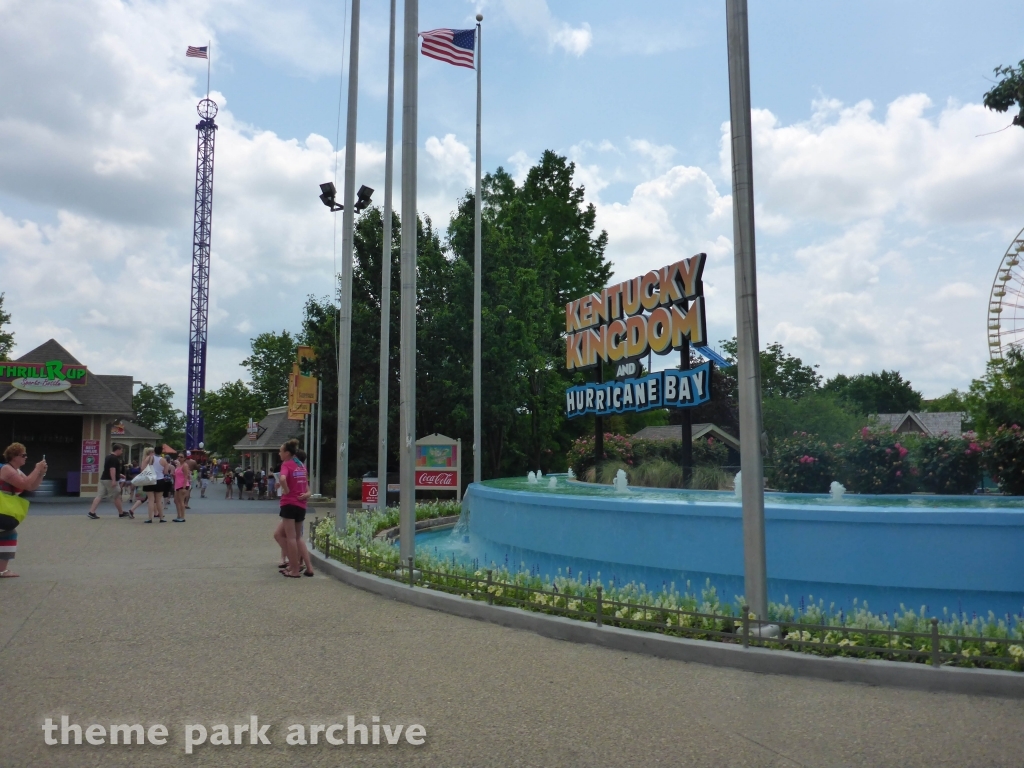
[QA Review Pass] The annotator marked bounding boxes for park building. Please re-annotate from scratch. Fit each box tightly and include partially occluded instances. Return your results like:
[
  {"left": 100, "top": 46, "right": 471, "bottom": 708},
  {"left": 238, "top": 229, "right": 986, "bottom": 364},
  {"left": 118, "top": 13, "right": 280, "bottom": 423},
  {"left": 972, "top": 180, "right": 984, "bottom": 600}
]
[{"left": 0, "top": 339, "right": 143, "bottom": 498}]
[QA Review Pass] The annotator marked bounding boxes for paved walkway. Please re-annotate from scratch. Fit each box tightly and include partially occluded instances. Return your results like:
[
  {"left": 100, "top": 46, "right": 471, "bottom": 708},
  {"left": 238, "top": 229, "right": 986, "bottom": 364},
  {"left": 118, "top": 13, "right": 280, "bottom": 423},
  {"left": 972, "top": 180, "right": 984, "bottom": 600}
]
[{"left": 3, "top": 503, "right": 1024, "bottom": 767}]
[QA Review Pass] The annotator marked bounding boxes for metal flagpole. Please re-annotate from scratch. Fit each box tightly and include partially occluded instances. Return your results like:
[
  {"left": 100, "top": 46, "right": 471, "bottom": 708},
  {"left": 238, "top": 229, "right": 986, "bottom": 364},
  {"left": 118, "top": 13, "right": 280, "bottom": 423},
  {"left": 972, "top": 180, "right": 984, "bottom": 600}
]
[
  {"left": 398, "top": 0, "right": 418, "bottom": 562},
  {"left": 315, "top": 379, "right": 323, "bottom": 495},
  {"left": 726, "top": 0, "right": 768, "bottom": 619},
  {"left": 378, "top": 0, "right": 397, "bottom": 511},
  {"left": 207, "top": 40, "right": 211, "bottom": 98},
  {"left": 473, "top": 14, "right": 483, "bottom": 488},
  {"left": 335, "top": 0, "right": 361, "bottom": 532}
]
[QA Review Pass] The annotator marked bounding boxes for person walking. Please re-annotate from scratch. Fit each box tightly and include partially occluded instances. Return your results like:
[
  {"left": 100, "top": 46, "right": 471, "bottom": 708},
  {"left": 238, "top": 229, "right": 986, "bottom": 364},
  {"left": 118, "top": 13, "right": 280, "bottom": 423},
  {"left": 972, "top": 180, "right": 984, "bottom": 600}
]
[
  {"left": 88, "top": 444, "right": 125, "bottom": 519},
  {"left": 275, "top": 440, "right": 313, "bottom": 578},
  {"left": 235, "top": 467, "right": 244, "bottom": 498},
  {"left": 224, "top": 468, "right": 234, "bottom": 499},
  {"left": 200, "top": 463, "right": 210, "bottom": 498},
  {"left": 0, "top": 443, "right": 47, "bottom": 578}
]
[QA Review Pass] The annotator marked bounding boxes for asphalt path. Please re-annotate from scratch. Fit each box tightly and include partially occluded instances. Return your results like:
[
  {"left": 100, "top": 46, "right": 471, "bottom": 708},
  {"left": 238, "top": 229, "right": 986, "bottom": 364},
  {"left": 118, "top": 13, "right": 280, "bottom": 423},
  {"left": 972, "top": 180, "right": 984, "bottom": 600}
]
[{"left": 3, "top": 506, "right": 1024, "bottom": 767}]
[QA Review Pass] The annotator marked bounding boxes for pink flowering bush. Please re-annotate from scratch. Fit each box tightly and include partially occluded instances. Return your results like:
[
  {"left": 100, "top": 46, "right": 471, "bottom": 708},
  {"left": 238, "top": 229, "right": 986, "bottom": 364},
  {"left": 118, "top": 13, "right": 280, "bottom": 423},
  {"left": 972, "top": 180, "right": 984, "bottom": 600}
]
[
  {"left": 839, "top": 427, "right": 916, "bottom": 494},
  {"left": 768, "top": 432, "right": 836, "bottom": 493},
  {"left": 915, "top": 434, "right": 982, "bottom": 495},
  {"left": 567, "top": 433, "right": 634, "bottom": 475},
  {"left": 982, "top": 424, "right": 1024, "bottom": 496}
]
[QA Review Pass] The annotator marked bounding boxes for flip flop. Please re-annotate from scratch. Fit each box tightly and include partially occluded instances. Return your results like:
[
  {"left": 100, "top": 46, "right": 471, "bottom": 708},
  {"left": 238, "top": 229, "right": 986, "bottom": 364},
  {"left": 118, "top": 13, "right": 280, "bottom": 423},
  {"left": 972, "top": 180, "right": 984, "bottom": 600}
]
[
  {"left": 303, "top": 571, "right": 314, "bottom": 577},
  {"left": 281, "top": 572, "right": 301, "bottom": 578},
  {"left": 0, "top": 569, "right": 19, "bottom": 578}
]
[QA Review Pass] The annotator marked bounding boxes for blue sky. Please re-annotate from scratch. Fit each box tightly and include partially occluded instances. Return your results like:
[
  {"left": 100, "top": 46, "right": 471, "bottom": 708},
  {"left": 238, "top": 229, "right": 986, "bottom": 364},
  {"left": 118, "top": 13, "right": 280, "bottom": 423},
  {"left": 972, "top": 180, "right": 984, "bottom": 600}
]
[{"left": 2, "top": 0, "right": 1024, "bottom": 405}]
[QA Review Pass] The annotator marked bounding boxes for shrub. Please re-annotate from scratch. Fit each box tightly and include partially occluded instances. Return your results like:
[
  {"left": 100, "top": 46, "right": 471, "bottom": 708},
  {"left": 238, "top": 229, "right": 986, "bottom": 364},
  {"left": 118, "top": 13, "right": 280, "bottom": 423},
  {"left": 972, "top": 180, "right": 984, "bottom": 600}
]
[
  {"left": 631, "top": 437, "right": 730, "bottom": 468},
  {"left": 916, "top": 434, "right": 982, "bottom": 494},
  {"left": 567, "top": 433, "right": 634, "bottom": 475},
  {"left": 690, "top": 466, "right": 733, "bottom": 490},
  {"left": 631, "top": 458, "right": 686, "bottom": 489},
  {"left": 839, "top": 427, "right": 915, "bottom": 494},
  {"left": 983, "top": 424, "right": 1024, "bottom": 495},
  {"left": 769, "top": 432, "right": 836, "bottom": 493}
]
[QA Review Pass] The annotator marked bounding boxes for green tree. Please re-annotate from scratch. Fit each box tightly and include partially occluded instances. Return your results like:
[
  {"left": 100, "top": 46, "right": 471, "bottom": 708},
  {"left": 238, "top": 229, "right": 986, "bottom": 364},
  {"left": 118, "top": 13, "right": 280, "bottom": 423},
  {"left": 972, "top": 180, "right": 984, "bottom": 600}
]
[
  {"left": 241, "top": 330, "right": 296, "bottom": 409},
  {"left": 720, "top": 339, "right": 821, "bottom": 399},
  {"left": 196, "top": 380, "right": 265, "bottom": 457},
  {"left": 824, "top": 371, "right": 923, "bottom": 415},
  {"left": 965, "top": 349, "right": 1024, "bottom": 436},
  {"left": 983, "top": 59, "right": 1024, "bottom": 128},
  {"left": 132, "top": 383, "right": 186, "bottom": 447},
  {"left": 0, "top": 293, "right": 13, "bottom": 361},
  {"left": 762, "top": 390, "right": 864, "bottom": 458}
]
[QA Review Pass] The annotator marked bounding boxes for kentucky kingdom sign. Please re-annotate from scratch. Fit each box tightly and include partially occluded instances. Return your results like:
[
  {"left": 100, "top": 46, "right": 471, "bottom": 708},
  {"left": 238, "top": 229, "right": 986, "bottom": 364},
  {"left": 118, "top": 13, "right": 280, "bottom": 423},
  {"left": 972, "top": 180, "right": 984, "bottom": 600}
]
[{"left": 564, "top": 253, "right": 712, "bottom": 419}]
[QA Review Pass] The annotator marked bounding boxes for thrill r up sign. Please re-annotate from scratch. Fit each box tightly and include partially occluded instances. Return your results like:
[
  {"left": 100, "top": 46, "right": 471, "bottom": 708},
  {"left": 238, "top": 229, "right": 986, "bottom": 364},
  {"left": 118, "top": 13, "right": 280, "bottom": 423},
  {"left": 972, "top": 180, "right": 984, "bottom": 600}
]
[{"left": 564, "top": 253, "right": 713, "bottom": 417}]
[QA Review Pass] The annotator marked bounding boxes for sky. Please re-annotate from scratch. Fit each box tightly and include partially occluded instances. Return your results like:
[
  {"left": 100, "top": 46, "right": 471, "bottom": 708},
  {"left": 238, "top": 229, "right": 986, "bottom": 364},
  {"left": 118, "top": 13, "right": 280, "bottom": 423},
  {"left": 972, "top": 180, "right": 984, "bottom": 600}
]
[{"left": 2, "top": 0, "right": 1024, "bottom": 406}]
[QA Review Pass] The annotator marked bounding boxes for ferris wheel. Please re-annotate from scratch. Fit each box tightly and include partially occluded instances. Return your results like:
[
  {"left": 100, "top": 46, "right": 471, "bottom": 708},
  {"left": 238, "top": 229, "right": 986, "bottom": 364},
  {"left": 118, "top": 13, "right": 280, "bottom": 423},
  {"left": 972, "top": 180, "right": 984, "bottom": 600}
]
[{"left": 988, "top": 225, "right": 1024, "bottom": 363}]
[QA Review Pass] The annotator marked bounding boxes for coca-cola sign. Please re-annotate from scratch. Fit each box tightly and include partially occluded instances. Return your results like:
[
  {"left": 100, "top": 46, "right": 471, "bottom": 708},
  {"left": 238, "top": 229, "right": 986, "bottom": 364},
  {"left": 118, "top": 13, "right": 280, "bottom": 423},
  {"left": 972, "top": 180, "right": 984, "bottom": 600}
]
[{"left": 415, "top": 470, "right": 457, "bottom": 487}]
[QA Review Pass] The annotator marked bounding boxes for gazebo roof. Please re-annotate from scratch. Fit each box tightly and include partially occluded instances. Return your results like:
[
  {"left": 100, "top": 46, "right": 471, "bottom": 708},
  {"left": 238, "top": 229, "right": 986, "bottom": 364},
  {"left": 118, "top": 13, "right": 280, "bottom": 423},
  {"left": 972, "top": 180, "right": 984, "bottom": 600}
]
[{"left": 233, "top": 406, "right": 303, "bottom": 451}]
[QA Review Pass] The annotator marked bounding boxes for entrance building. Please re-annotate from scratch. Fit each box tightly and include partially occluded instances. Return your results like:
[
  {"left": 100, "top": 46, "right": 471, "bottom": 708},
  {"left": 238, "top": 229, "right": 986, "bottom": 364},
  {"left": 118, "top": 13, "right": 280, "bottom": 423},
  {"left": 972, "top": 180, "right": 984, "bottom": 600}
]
[{"left": 0, "top": 340, "right": 135, "bottom": 497}]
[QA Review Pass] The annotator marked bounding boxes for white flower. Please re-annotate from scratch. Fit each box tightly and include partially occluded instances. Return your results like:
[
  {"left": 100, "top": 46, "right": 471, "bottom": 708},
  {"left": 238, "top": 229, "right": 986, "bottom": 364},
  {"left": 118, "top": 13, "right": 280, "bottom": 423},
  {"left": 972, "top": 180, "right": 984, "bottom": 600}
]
[{"left": 1009, "top": 644, "right": 1024, "bottom": 658}]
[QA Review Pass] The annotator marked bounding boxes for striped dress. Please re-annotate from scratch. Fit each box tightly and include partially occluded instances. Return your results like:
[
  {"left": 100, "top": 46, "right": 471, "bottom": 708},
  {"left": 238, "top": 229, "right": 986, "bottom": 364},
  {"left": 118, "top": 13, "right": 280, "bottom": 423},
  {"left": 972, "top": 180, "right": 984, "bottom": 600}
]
[{"left": 0, "top": 477, "right": 20, "bottom": 561}]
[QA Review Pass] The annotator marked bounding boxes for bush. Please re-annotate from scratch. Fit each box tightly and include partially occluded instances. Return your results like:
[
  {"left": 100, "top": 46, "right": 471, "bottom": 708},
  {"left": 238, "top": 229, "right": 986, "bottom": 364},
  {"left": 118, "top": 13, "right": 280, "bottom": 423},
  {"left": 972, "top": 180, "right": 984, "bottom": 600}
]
[
  {"left": 567, "top": 433, "right": 634, "bottom": 475},
  {"left": 769, "top": 432, "right": 836, "bottom": 493},
  {"left": 839, "top": 427, "right": 915, "bottom": 494},
  {"left": 631, "top": 458, "right": 686, "bottom": 489},
  {"left": 690, "top": 466, "right": 733, "bottom": 490},
  {"left": 983, "top": 424, "right": 1024, "bottom": 495},
  {"left": 347, "top": 477, "right": 362, "bottom": 500},
  {"left": 916, "top": 434, "right": 982, "bottom": 494},
  {"left": 630, "top": 437, "right": 729, "bottom": 468}
]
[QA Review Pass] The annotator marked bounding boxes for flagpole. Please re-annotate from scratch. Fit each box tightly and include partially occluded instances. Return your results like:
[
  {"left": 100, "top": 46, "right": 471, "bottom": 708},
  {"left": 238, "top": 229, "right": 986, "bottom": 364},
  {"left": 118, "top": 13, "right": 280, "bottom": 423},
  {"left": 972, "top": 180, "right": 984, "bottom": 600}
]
[
  {"left": 473, "top": 13, "right": 483, "bottom": 489},
  {"left": 398, "top": 0, "right": 418, "bottom": 561},
  {"left": 377, "top": 0, "right": 397, "bottom": 511},
  {"left": 335, "top": 0, "right": 361, "bottom": 533},
  {"left": 207, "top": 40, "right": 211, "bottom": 98}
]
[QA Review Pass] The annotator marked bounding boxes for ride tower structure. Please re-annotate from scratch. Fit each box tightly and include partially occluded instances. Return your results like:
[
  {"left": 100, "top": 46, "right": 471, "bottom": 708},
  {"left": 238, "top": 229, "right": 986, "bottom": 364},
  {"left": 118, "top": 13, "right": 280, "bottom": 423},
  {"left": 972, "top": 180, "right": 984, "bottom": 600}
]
[{"left": 185, "top": 97, "right": 218, "bottom": 450}]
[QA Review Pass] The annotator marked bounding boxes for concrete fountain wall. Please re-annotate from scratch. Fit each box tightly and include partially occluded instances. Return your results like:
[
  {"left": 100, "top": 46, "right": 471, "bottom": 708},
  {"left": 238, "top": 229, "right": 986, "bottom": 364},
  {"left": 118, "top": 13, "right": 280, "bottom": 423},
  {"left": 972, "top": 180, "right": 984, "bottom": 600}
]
[{"left": 462, "top": 482, "right": 1024, "bottom": 616}]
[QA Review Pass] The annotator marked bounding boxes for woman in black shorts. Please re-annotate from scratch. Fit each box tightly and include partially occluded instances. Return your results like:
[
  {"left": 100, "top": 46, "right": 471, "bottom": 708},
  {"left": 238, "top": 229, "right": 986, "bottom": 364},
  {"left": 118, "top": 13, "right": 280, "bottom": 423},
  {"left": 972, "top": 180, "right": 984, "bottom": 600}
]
[{"left": 274, "top": 440, "right": 313, "bottom": 578}]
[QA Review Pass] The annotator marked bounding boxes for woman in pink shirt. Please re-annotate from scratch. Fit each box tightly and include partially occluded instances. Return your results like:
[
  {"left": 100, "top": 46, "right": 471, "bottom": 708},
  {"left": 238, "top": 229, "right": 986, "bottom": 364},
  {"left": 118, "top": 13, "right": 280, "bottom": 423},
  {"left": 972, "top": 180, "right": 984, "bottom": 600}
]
[
  {"left": 275, "top": 439, "right": 313, "bottom": 577},
  {"left": 172, "top": 454, "right": 189, "bottom": 522}
]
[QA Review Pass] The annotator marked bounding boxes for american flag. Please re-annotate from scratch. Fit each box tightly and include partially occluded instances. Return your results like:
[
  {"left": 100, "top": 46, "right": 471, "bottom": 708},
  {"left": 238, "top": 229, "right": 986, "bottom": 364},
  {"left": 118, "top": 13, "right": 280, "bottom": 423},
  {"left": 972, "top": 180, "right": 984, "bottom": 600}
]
[
  {"left": 186, "top": 45, "right": 208, "bottom": 59},
  {"left": 419, "top": 28, "right": 476, "bottom": 69}
]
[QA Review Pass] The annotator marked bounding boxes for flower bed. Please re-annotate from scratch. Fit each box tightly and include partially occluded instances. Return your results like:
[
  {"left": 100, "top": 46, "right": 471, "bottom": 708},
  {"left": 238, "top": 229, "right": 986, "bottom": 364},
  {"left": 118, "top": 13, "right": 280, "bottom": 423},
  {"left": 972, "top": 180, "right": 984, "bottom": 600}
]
[{"left": 310, "top": 504, "right": 1024, "bottom": 672}]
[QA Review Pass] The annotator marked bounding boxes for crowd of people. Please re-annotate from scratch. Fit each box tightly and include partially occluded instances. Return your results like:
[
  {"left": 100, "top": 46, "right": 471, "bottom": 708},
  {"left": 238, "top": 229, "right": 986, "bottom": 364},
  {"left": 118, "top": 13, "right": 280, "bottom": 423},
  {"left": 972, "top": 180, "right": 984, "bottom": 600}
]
[{"left": 0, "top": 439, "right": 314, "bottom": 579}]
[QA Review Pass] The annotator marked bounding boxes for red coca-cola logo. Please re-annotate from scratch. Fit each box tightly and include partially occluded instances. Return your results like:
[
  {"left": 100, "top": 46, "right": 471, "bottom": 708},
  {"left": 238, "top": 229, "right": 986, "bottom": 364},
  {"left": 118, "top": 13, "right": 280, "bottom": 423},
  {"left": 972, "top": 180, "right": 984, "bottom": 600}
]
[{"left": 415, "top": 471, "right": 456, "bottom": 487}]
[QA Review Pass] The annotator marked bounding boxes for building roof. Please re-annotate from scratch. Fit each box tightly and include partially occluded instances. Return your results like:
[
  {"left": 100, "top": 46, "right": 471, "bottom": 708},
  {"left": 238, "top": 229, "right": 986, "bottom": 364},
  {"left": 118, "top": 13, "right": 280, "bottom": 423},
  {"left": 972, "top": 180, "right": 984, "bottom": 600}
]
[
  {"left": 112, "top": 422, "right": 162, "bottom": 441},
  {"left": 0, "top": 339, "right": 134, "bottom": 417},
  {"left": 233, "top": 406, "right": 303, "bottom": 451},
  {"left": 632, "top": 423, "right": 740, "bottom": 453},
  {"left": 873, "top": 412, "right": 963, "bottom": 437}
]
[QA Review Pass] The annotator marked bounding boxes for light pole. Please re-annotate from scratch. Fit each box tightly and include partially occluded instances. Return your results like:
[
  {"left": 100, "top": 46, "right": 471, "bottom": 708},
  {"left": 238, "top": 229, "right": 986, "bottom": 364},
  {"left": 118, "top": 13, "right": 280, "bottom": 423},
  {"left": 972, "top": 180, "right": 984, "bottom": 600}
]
[{"left": 726, "top": 0, "right": 768, "bottom": 619}]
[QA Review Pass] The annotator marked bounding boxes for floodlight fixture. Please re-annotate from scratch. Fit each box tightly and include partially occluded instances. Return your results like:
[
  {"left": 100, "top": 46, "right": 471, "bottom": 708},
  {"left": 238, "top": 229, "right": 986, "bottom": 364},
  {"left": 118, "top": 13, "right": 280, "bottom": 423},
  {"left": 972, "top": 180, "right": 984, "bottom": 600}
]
[
  {"left": 354, "top": 185, "right": 375, "bottom": 212},
  {"left": 319, "top": 182, "right": 343, "bottom": 212}
]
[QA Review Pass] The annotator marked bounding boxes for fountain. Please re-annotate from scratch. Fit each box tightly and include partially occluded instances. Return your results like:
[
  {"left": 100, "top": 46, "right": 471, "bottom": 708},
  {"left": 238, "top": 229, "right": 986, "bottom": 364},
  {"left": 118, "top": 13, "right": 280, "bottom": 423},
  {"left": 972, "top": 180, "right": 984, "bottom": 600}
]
[
  {"left": 527, "top": 471, "right": 538, "bottom": 484},
  {"left": 733, "top": 471, "right": 742, "bottom": 499},
  {"left": 613, "top": 468, "right": 628, "bottom": 493},
  {"left": 413, "top": 475, "right": 1024, "bottom": 618},
  {"left": 567, "top": 468, "right": 575, "bottom": 480},
  {"left": 830, "top": 481, "right": 846, "bottom": 501},
  {"left": 548, "top": 476, "right": 558, "bottom": 489}
]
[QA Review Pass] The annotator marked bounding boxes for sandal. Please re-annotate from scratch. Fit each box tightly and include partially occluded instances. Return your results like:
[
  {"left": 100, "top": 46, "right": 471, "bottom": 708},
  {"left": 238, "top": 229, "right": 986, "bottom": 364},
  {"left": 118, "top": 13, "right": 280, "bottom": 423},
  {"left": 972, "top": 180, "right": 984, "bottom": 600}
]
[
  {"left": 0, "top": 569, "right": 19, "bottom": 578},
  {"left": 281, "top": 571, "right": 301, "bottom": 578}
]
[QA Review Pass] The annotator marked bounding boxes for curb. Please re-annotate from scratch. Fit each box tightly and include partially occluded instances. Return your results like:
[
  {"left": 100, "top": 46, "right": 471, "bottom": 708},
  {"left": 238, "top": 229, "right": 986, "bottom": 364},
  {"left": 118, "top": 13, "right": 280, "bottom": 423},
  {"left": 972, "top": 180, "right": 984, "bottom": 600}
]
[{"left": 310, "top": 548, "right": 1024, "bottom": 699}]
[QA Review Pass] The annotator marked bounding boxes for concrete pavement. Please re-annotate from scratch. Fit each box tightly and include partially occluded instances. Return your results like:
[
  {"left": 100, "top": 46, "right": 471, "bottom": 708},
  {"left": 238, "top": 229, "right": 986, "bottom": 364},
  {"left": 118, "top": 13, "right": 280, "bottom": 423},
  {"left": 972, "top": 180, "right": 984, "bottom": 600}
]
[{"left": 3, "top": 503, "right": 1024, "bottom": 767}]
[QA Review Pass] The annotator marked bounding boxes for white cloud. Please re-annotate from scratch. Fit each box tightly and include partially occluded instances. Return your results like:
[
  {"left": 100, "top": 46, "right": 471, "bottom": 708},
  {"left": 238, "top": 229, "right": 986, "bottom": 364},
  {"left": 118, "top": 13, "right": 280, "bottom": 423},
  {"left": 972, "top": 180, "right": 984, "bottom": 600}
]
[{"left": 497, "top": 0, "right": 592, "bottom": 56}]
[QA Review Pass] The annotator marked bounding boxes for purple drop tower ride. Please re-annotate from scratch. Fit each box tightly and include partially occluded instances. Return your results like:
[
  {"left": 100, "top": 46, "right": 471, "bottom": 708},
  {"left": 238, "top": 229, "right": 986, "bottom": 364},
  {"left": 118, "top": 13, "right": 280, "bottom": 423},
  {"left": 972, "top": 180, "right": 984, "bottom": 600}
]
[{"left": 185, "top": 98, "right": 217, "bottom": 450}]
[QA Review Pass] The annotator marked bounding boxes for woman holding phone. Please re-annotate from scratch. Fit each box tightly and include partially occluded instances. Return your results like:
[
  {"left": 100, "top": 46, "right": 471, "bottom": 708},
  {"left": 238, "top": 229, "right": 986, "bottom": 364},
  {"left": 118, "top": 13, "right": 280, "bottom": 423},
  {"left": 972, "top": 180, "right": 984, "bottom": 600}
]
[{"left": 0, "top": 443, "right": 48, "bottom": 577}]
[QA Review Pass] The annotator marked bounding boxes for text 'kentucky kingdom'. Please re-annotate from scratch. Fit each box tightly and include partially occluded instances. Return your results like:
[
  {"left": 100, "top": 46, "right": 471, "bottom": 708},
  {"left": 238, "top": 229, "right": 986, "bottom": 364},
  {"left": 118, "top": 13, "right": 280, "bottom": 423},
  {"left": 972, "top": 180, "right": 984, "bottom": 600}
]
[{"left": 564, "top": 253, "right": 707, "bottom": 370}]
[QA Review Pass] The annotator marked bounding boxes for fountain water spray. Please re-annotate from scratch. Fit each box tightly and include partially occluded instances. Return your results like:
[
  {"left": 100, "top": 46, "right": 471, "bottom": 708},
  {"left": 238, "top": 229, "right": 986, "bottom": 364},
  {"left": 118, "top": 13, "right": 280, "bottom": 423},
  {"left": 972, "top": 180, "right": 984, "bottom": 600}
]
[
  {"left": 527, "top": 471, "right": 538, "bottom": 484},
  {"left": 613, "top": 468, "right": 629, "bottom": 493},
  {"left": 829, "top": 481, "right": 846, "bottom": 501},
  {"left": 733, "top": 471, "right": 742, "bottom": 499},
  {"left": 548, "top": 476, "right": 557, "bottom": 489}
]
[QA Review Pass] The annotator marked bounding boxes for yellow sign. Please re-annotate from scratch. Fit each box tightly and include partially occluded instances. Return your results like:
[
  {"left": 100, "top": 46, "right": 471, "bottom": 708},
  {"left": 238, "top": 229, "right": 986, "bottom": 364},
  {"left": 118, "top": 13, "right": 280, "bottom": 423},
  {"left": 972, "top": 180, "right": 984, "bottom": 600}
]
[{"left": 287, "top": 346, "right": 318, "bottom": 420}]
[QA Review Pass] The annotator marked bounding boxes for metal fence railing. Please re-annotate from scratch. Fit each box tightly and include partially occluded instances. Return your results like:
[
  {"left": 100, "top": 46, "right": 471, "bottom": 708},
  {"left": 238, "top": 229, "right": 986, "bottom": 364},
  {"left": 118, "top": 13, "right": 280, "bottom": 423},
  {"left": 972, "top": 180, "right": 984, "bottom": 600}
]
[{"left": 309, "top": 518, "right": 1024, "bottom": 671}]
